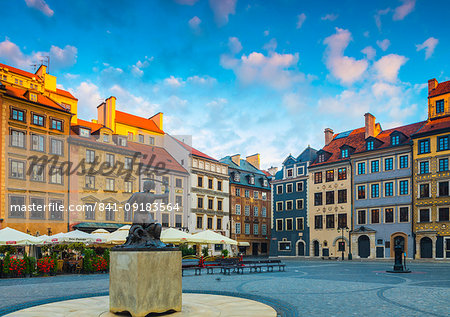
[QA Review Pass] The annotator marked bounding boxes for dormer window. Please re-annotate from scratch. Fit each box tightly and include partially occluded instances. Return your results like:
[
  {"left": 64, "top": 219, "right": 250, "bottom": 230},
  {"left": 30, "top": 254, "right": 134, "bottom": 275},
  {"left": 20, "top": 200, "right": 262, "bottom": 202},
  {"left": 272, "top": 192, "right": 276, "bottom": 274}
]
[
  {"left": 391, "top": 135, "right": 400, "bottom": 146},
  {"left": 287, "top": 168, "right": 293, "bottom": 177},
  {"left": 317, "top": 154, "right": 325, "bottom": 163},
  {"left": 117, "top": 136, "right": 127, "bottom": 146},
  {"left": 233, "top": 172, "right": 240, "bottom": 182},
  {"left": 249, "top": 175, "right": 255, "bottom": 185},
  {"left": 80, "top": 128, "right": 90, "bottom": 138},
  {"left": 139, "top": 134, "right": 144, "bottom": 143},
  {"left": 341, "top": 148, "right": 349, "bottom": 158},
  {"left": 263, "top": 179, "right": 268, "bottom": 187},
  {"left": 103, "top": 134, "right": 110, "bottom": 142},
  {"left": 29, "top": 93, "right": 37, "bottom": 102},
  {"left": 366, "top": 141, "right": 374, "bottom": 151},
  {"left": 436, "top": 99, "right": 444, "bottom": 114}
]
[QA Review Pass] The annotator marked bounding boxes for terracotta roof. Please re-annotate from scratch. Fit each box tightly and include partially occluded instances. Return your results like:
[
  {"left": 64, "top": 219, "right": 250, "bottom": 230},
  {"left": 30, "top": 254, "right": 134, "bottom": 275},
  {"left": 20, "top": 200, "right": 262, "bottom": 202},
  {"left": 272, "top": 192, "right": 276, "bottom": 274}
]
[
  {"left": 0, "top": 63, "right": 40, "bottom": 80},
  {"left": 115, "top": 110, "right": 164, "bottom": 134},
  {"left": 172, "top": 137, "right": 218, "bottom": 161},
  {"left": 413, "top": 116, "right": 450, "bottom": 136},
  {"left": 2, "top": 83, "right": 69, "bottom": 112},
  {"left": 261, "top": 170, "right": 271, "bottom": 177},
  {"left": 55, "top": 88, "right": 77, "bottom": 100},
  {"left": 127, "top": 141, "right": 189, "bottom": 174},
  {"left": 429, "top": 80, "right": 450, "bottom": 98},
  {"left": 75, "top": 119, "right": 105, "bottom": 133}
]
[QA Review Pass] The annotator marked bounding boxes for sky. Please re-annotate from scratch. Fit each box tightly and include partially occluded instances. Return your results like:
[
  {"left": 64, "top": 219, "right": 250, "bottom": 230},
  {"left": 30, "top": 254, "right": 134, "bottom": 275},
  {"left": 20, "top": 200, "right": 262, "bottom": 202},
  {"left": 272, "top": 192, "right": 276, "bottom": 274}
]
[{"left": 0, "top": 0, "right": 449, "bottom": 169}]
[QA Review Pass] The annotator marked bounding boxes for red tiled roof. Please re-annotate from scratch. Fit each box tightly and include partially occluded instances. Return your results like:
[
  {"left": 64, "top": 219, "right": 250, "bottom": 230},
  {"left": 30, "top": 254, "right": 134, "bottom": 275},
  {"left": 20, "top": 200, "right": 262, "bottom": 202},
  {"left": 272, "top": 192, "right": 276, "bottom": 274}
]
[
  {"left": 75, "top": 119, "right": 105, "bottom": 133},
  {"left": 115, "top": 110, "right": 164, "bottom": 134},
  {"left": 261, "top": 170, "right": 271, "bottom": 177},
  {"left": 127, "top": 141, "right": 188, "bottom": 174},
  {"left": 429, "top": 80, "right": 450, "bottom": 98},
  {"left": 55, "top": 88, "right": 77, "bottom": 100},
  {"left": 172, "top": 137, "right": 218, "bottom": 161},
  {"left": 413, "top": 116, "right": 450, "bottom": 136},
  {"left": 2, "top": 83, "right": 69, "bottom": 112},
  {"left": 0, "top": 63, "right": 41, "bottom": 80}
]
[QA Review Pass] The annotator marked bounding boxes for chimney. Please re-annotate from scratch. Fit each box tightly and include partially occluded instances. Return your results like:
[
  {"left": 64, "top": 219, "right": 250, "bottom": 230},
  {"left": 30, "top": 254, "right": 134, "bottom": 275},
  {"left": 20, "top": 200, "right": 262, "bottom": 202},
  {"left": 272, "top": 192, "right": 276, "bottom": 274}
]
[
  {"left": 268, "top": 166, "right": 278, "bottom": 176},
  {"left": 231, "top": 154, "right": 240, "bottom": 166},
  {"left": 428, "top": 78, "right": 438, "bottom": 95},
  {"left": 324, "top": 128, "right": 334, "bottom": 146},
  {"left": 246, "top": 154, "right": 260, "bottom": 169},
  {"left": 149, "top": 112, "right": 163, "bottom": 131},
  {"left": 364, "top": 113, "right": 376, "bottom": 139},
  {"left": 98, "top": 96, "right": 116, "bottom": 131}
]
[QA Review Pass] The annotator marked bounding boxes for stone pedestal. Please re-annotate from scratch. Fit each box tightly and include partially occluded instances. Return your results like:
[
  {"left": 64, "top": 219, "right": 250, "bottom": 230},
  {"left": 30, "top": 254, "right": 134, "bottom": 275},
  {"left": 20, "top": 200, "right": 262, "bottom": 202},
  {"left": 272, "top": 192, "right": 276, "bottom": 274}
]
[{"left": 109, "top": 250, "right": 182, "bottom": 317}]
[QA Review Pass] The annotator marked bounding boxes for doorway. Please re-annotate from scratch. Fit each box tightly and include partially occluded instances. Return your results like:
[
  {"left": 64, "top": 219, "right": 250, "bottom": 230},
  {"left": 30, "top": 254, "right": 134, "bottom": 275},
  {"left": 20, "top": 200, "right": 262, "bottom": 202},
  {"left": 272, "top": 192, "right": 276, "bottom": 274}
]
[
  {"left": 297, "top": 241, "right": 305, "bottom": 256},
  {"left": 420, "top": 237, "right": 432, "bottom": 258},
  {"left": 358, "top": 235, "right": 370, "bottom": 258}
]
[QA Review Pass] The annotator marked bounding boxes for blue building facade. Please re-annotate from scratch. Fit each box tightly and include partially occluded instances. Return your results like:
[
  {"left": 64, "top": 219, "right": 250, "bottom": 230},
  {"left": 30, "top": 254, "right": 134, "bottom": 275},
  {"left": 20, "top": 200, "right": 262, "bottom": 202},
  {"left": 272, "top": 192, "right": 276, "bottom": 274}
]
[{"left": 270, "top": 147, "right": 317, "bottom": 256}]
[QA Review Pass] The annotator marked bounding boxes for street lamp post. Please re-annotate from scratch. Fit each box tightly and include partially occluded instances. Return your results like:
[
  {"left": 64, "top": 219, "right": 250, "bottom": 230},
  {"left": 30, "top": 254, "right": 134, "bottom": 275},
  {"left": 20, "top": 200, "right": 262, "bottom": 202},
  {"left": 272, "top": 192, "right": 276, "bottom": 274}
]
[{"left": 337, "top": 226, "right": 349, "bottom": 261}]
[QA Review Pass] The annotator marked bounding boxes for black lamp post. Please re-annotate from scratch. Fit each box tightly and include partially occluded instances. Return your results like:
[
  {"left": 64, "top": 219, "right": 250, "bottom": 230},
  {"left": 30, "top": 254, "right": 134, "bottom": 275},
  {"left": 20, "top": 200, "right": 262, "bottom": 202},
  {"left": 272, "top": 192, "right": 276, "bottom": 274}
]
[{"left": 337, "top": 226, "right": 349, "bottom": 260}]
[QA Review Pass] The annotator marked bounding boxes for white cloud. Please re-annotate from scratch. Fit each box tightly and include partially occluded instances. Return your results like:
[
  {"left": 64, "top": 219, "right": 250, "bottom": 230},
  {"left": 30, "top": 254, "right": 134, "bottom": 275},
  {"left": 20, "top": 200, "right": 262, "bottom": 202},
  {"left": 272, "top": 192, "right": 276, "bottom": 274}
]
[
  {"left": 101, "top": 66, "right": 123, "bottom": 77},
  {"left": 296, "top": 13, "right": 306, "bottom": 29},
  {"left": 374, "top": 8, "right": 390, "bottom": 30},
  {"left": 371, "top": 82, "right": 401, "bottom": 98},
  {"left": 220, "top": 51, "right": 303, "bottom": 90},
  {"left": 323, "top": 28, "right": 368, "bottom": 85},
  {"left": 64, "top": 73, "right": 79, "bottom": 80},
  {"left": 416, "top": 37, "right": 439, "bottom": 60},
  {"left": 228, "top": 37, "right": 242, "bottom": 54},
  {"left": 373, "top": 54, "right": 408, "bottom": 82},
  {"left": 0, "top": 39, "right": 76, "bottom": 70},
  {"left": 321, "top": 13, "right": 338, "bottom": 21},
  {"left": 187, "top": 75, "right": 217, "bottom": 85},
  {"left": 174, "top": 0, "right": 199, "bottom": 5},
  {"left": 263, "top": 38, "right": 277, "bottom": 52},
  {"left": 361, "top": 46, "right": 376, "bottom": 60},
  {"left": 282, "top": 93, "right": 307, "bottom": 113},
  {"left": 263, "top": 30, "right": 269, "bottom": 36},
  {"left": 393, "top": 0, "right": 415, "bottom": 20},
  {"left": 376, "top": 39, "right": 390, "bottom": 51},
  {"left": 188, "top": 16, "right": 202, "bottom": 33},
  {"left": 209, "top": 0, "right": 237, "bottom": 27},
  {"left": 363, "top": 31, "right": 370, "bottom": 38},
  {"left": 164, "top": 75, "right": 184, "bottom": 87},
  {"left": 25, "top": 0, "right": 54, "bottom": 17},
  {"left": 69, "top": 82, "right": 102, "bottom": 119},
  {"left": 109, "top": 85, "right": 159, "bottom": 117},
  {"left": 131, "top": 56, "right": 153, "bottom": 77}
]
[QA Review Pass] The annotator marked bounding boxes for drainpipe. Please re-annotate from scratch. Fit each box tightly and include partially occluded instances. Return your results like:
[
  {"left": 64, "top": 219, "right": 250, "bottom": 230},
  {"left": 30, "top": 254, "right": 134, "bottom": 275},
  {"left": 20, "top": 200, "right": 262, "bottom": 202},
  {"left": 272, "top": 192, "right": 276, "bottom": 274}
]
[{"left": 348, "top": 159, "right": 353, "bottom": 260}]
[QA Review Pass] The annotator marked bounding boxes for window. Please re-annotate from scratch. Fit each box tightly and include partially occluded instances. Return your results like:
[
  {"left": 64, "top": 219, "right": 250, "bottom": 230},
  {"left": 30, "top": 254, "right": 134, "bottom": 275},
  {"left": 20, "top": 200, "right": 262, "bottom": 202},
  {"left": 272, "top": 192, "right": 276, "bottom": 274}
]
[
  {"left": 385, "top": 182, "right": 394, "bottom": 196},
  {"left": 315, "top": 215, "right": 323, "bottom": 229},
  {"left": 399, "top": 180, "right": 408, "bottom": 195},
  {"left": 11, "top": 108, "right": 25, "bottom": 122},
  {"left": 245, "top": 190, "right": 250, "bottom": 198},
  {"left": 30, "top": 198, "right": 45, "bottom": 219},
  {"left": 296, "top": 182, "right": 303, "bottom": 192},
  {"left": 217, "top": 181, "right": 222, "bottom": 191},
  {"left": 249, "top": 175, "right": 255, "bottom": 185},
  {"left": 286, "top": 184, "right": 293, "bottom": 193},
  {"left": 51, "top": 119, "right": 63, "bottom": 131},
  {"left": 287, "top": 169, "right": 293, "bottom": 177},
  {"left": 419, "top": 184, "right": 430, "bottom": 198},
  {"left": 439, "top": 158, "right": 449, "bottom": 172},
  {"left": 262, "top": 224, "right": 267, "bottom": 235},
  {"left": 391, "top": 135, "right": 400, "bottom": 146},
  {"left": 235, "top": 223, "right": 241, "bottom": 234},
  {"left": 262, "top": 192, "right": 267, "bottom": 200},
  {"left": 296, "top": 218, "right": 304, "bottom": 230},
  {"left": 175, "top": 195, "right": 183, "bottom": 206},
  {"left": 106, "top": 154, "right": 115, "bottom": 168},
  {"left": 124, "top": 157, "right": 133, "bottom": 170},
  {"left": 233, "top": 172, "right": 240, "bottom": 182},
  {"left": 326, "top": 214, "right": 335, "bottom": 228},
  {"left": 245, "top": 223, "right": 250, "bottom": 235},
  {"left": 419, "top": 161, "right": 430, "bottom": 174},
  {"left": 207, "top": 217, "right": 213, "bottom": 229},
  {"left": 371, "top": 184, "right": 380, "bottom": 198},
  {"left": 208, "top": 178, "right": 213, "bottom": 189},
  {"left": 314, "top": 172, "right": 322, "bottom": 183},
  {"left": 276, "top": 202, "right": 283, "bottom": 211},
  {"left": 49, "top": 166, "right": 63, "bottom": 184},
  {"left": 11, "top": 130, "right": 25, "bottom": 148},
  {"left": 314, "top": 192, "right": 323, "bottom": 206},
  {"left": 358, "top": 185, "right": 366, "bottom": 199},
  {"left": 371, "top": 209, "right": 380, "bottom": 224},
  {"left": 276, "top": 219, "right": 283, "bottom": 231},
  {"left": 286, "top": 201, "right": 293, "bottom": 210},
  {"left": 437, "top": 136, "right": 449, "bottom": 151},
  {"left": 127, "top": 132, "right": 134, "bottom": 141},
  {"left": 285, "top": 219, "right": 293, "bottom": 231},
  {"left": 197, "top": 176, "right": 203, "bottom": 187},
  {"left": 9, "top": 195, "right": 25, "bottom": 218},
  {"left": 263, "top": 179, "right": 268, "bottom": 187},
  {"left": 208, "top": 198, "right": 213, "bottom": 210},
  {"left": 86, "top": 150, "right": 95, "bottom": 163},
  {"left": 254, "top": 223, "right": 259, "bottom": 234},
  {"left": 296, "top": 199, "right": 303, "bottom": 209},
  {"left": 367, "top": 141, "right": 374, "bottom": 151},
  {"left": 235, "top": 188, "right": 241, "bottom": 196},
  {"left": 175, "top": 215, "right": 182, "bottom": 228},
  {"left": 162, "top": 214, "right": 169, "bottom": 227},
  {"left": 419, "top": 209, "right": 430, "bottom": 222},
  {"left": 106, "top": 178, "right": 115, "bottom": 191},
  {"left": 371, "top": 160, "right": 380, "bottom": 173},
  {"left": 317, "top": 154, "right": 325, "bottom": 163},
  {"left": 338, "top": 214, "right": 347, "bottom": 228},
  {"left": 297, "top": 166, "right": 304, "bottom": 175},
  {"left": 276, "top": 185, "right": 283, "bottom": 194},
  {"left": 357, "top": 210, "right": 366, "bottom": 225},
  {"left": 50, "top": 139, "right": 63, "bottom": 155},
  {"left": 149, "top": 137, "right": 155, "bottom": 145},
  {"left": 106, "top": 207, "right": 115, "bottom": 221},
  {"left": 418, "top": 139, "right": 430, "bottom": 154},
  {"left": 10, "top": 160, "right": 25, "bottom": 179},
  {"left": 436, "top": 99, "right": 445, "bottom": 114},
  {"left": 385, "top": 158, "right": 393, "bottom": 171},
  {"left": 49, "top": 199, "right": 63, "bottom": 220},
  {"left": 399, "top": 155, "right": 408, "bottom": 168},
  {"left": 279, "top": 242, "right": 291, "bottom": 251},
  {"left": 338, "top": 242, "right": 345, "bottom": 252},
  {"left": 262, "top": 207, "right": 267, "bottom": 217},
  {"left": 438, "top": 207, "right": 449, "bottom": 221},
  {"left": 32, "top": 114, "right": 44, "bottom": 126},
  {"left": 385, "top": 208, "right": 394, "bottom": 223},
  {"left": 341, "top": 148, "right": 349, "bottom": 158},
  {"left": 14, "top": 78, "right": 23, "bottom": 85},
  {"left": 399, "top": 207, "right": 409, "bottom": 222},
  {"left": 138, "top": 134, "right": 144, "bottom": 143},
  {"left": 216, "top": 200, "right": 222, "bottom": 211},
  {"left": 437, "top": 181, "right": 449, "bottom": 198},
  {"left": 31, "top": 134, "right": 45, "bottom": 152},
  {"left": 253, "top": 206, "right": 259, "bottom": 216},
  {"left": 358, "top": 162, "right": 366, "bottom": 175},
  {"left": 125, "top": 181, "right": 133, "bottom": 193},
  {"left": 338, "top": 168, "right": 347, "bottom": 180},
  {"left": 245, "top": 205, "right": 250, "bottom": 216},
  {"left": 30, "top": 164, "right": 45, "bottom": 182},
  {"left": 85, "top": 175, "right": 95, "bottom": 189},
  {"left": 338, "top": 189, "right": 347, "bottom": 203},
  {"left": 326, "top": 170, "right": 334, "bottom": 182},
  {"left": 197, "top": 216, "right": 203, "bottom": 229}
]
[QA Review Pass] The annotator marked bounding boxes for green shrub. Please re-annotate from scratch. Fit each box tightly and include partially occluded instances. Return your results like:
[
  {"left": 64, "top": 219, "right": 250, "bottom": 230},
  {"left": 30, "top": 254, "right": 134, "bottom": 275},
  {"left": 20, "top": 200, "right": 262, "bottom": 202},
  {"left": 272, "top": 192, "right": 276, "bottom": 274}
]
[
  {"left": 103, "top": 249, "right": 110, "bottom": 270},
  {"left": 179, "top": 244, "right": 196, "bottom": 257},
  {"left": 221, "top": 249, "right": 229, "bottom": 257},
  {"left": 202, "top": 247, "right": 209, "bottom": 257},
  {"left": 83, "top": 248, "right": 94, "bottom": 273},
  {"left": 2, "top": 252, "right": 11, "bottom": 276}
]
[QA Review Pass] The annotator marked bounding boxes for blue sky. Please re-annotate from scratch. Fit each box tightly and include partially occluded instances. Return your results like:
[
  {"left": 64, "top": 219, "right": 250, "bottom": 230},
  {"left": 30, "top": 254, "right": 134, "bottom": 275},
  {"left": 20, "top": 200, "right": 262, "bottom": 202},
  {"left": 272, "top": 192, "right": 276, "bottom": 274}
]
[{"left": 0, "top": 0, "right": 449, "bottom": 168}]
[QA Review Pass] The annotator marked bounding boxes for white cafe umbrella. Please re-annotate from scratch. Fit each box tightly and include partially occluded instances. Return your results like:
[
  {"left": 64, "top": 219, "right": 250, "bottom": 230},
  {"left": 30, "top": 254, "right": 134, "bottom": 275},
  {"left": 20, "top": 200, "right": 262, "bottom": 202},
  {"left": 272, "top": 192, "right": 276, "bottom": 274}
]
[
  {"left": 160, "top": 228, "right": 192, "bottom": 244},
  {"left": 190, "top": 230, "right": 237, "bottom": 245},
  {"left": 0, "top": 227, "right": 41, "bottom": 246},
  {"left": 106, "top": 225, "right": 130, "bottom": 245},
  {"left": 45, "top": 230, "right": 105, "bottom": 244}
]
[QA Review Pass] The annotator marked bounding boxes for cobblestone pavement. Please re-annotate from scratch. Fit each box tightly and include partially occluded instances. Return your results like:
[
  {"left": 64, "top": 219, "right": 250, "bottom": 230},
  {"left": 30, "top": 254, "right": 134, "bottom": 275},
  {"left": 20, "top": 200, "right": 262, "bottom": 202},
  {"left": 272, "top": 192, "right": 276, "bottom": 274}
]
[{"left": 0, "top": 259, "right": 449, "bottom": 316}]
